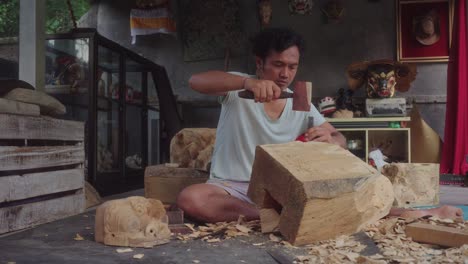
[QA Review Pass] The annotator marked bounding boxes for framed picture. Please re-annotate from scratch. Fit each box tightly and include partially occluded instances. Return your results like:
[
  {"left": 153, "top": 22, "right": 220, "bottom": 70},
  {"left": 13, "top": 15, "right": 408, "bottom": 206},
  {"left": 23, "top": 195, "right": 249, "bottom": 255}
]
[{"left": 397, "top": 0, "right": 454, "bottom": 63}]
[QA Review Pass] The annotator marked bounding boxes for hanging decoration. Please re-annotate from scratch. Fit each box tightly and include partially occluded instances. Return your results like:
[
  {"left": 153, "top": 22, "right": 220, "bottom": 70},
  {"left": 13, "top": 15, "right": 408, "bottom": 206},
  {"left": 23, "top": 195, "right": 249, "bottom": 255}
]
[
  {"left": 130, "top": 0, "right": 176, "bottom": 44},
  {"left": 321, "top": 0, "right": 344, "bottom": 24},
  {"left": 258, "top": 0, "right": 273, "bottom": 28},
  {"left": 288, "top": 0, "right": 313, "bottom": 15}
]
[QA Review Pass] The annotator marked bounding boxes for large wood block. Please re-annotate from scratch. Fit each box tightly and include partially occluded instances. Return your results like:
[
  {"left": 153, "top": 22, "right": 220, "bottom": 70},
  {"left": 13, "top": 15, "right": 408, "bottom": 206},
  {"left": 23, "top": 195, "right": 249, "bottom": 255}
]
[
  {"left": 170, "top": 128, "right": 216, "bottom": 170},
  {"left": 3, "top": 88, "right": 66, "bottom": 115},
  {"left": 382, "top": 163, "right": 439, "bottom": 207},
  {"left": 0, "top": 98, "right": 40, "bottom": 116},
  {"left": 247, "top": 141, "right": 394, "bottom": 246},
  {"left": 145, "top": 164, "right": 209, "bottom": 204}
]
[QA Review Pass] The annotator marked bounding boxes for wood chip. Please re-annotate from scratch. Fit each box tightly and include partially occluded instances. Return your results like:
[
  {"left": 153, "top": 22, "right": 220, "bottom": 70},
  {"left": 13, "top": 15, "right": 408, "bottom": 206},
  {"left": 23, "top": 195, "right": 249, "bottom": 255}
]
[
  {"left": 206, "top": 238, "right": 221, "bottom": 243},
  {"left": 269, "top": 234, "right": 281, "bottom": 242},
  {"left": 235, "top": 224, "right": 251, "bottom": 233},
  {"left": 116, "top": 248, "right": 133, "bottom": 253},
  {"left": 133, "top": 254, "right": 144, "bottom": 259},
  {"left": 184, "top": 223, "right": 196, "bottom": 232},
  {"left": 73, "top": 233, "right": 84, "bottom": 241}
]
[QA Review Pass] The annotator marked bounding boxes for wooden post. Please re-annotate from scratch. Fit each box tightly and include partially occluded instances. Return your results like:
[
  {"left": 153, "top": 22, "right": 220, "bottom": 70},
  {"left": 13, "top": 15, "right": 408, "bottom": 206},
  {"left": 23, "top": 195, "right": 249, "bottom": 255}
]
[{"left": 19, "top": 0, "right": 46, "bottom": 91}]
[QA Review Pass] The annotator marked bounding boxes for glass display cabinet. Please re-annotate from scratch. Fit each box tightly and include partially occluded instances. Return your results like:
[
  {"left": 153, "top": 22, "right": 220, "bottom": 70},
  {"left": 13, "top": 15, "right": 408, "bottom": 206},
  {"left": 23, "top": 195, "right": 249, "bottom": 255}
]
[{"left": 45, "top": 28, "right": 182, "bottom": 195}]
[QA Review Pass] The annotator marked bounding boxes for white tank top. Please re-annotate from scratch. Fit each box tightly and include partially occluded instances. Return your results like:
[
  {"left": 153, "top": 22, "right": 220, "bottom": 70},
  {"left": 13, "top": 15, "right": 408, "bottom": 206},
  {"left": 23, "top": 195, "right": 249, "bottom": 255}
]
[{"left": 209, "top": 72, "right": 326, "bottom": 182}]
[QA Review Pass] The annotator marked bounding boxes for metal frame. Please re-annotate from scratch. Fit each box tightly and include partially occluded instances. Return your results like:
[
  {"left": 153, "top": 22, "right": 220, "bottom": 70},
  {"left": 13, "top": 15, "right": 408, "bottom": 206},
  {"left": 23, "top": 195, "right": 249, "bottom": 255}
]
[{"left": 45, "top": 28, "right": 182, "bottom": 195}]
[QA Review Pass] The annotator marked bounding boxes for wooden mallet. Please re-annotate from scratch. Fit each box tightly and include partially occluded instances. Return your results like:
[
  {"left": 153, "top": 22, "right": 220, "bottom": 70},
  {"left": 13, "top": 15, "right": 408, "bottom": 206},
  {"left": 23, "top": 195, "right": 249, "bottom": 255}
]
[{"left": 238, "top": 81, "right": 312, "bottom": 112}]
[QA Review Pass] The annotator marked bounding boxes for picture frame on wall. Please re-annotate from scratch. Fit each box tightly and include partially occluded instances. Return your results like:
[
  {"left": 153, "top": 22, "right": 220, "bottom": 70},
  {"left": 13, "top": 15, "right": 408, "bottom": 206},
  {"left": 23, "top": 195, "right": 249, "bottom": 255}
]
[{"left": 397, "top": 0, "right": 454, "bottom": 63}]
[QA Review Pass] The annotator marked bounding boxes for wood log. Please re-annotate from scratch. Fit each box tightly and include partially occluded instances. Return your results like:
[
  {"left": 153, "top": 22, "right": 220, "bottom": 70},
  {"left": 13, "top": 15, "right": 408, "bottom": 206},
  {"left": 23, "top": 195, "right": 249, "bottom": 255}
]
[
  {"left": 0, "top": 191, "right": 85, "bottom": 234},
  {"left": 0, "top": 146, "right": 84, "bottom": 171},
  {"left": 170, "top": 128, "right": 216, "bottom": 171},
  {"left": 3, "top": 88, "right": 66, "bottom": 115},
  {"left": 406, "top": 222, "right": 468, "bottom": 248},
  {"left": 144, "top": 164, "right": 209, "bottom": 204},
  {"left": 247, "top": 141, "right": 394, "bottom": 246},
  {"left": 0, "top": 168, "right": 84, "bottom": 202},
  {"left": 0, "top": 113, "right": 84, "bottom": 141},
  {"left": 0, "top": 98, "right": 40, "bottom": 116},
  {"left": 381, "top": 163, "right": 439, "bottom": 207}
]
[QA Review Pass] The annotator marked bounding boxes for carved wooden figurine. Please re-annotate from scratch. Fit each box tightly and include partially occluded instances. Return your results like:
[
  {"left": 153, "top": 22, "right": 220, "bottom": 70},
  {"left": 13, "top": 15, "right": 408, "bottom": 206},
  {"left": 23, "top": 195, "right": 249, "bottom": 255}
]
[{"left": 95, "top": 196, "right": 171, "bottom": 247}]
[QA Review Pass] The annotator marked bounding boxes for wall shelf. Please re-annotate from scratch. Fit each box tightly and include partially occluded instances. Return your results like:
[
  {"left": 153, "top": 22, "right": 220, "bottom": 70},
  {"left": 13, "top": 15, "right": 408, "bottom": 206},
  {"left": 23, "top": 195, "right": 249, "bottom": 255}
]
[{"left": 327, "top": 117, "right": 411, "bottom": 164}]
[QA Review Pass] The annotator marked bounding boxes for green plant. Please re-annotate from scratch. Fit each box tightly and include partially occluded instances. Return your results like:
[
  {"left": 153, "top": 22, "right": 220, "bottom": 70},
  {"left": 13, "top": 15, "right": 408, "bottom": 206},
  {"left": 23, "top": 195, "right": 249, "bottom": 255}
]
[
  {"left": 0, "top": 0, "right": 91, "bottom": 38},
  {"left": 0, "top": 0, "right": 20, "bottom": 38}
]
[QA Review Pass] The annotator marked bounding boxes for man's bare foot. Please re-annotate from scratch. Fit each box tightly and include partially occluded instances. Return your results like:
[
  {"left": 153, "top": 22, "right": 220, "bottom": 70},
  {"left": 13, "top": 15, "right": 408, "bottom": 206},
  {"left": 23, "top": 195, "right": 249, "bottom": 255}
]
[{"left": 399, "top": 205, "right": 464, "bottom": 220}]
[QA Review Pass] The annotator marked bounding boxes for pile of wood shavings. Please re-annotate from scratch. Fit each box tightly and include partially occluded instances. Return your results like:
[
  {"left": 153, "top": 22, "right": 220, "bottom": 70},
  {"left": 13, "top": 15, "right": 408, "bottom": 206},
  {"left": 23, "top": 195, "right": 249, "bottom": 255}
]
[
  {"left": 295, "top": 217, "right": 468, "bottom": 264},
  {"left": 176, "top": 216, "right": 261, "bottom": 243}
]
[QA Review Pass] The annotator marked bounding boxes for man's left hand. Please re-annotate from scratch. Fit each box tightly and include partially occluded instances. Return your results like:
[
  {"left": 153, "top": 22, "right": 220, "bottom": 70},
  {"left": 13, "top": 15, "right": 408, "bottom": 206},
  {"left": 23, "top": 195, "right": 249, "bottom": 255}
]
[{"left": 304, "top": 127, "right": 334, "bottom": 144}]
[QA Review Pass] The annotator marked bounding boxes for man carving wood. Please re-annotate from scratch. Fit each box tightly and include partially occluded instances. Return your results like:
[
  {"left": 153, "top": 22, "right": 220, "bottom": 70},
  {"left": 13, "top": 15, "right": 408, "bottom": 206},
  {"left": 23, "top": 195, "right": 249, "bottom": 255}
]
[{"left": 177, "top": 28, "right": 463, "bottom": 223}]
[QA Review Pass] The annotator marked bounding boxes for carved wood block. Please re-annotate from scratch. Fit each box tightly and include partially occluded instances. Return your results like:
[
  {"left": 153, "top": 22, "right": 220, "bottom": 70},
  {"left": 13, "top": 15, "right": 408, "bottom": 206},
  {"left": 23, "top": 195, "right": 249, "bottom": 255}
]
[
  {"left": 145, "top": 164, "right": 209, "bottom": 204},
  {"left": 382, "top": 163, "right": 439, "bottom": 207},
  {"left": 247, "top": 141, "right": 394, "bottom": 246},
  {"left": 170, "top": 128, "right": 216, "bottom": 171}
]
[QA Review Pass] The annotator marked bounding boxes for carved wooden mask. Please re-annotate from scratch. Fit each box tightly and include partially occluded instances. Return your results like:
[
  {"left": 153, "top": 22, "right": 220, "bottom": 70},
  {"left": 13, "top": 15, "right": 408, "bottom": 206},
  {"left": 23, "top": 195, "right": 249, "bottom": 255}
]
[
  {"left": 258, "top": 0, "right": 272, "bottom": 27},
  {"left": 346, "top": 59, "right": 417, "bottom": 98}
]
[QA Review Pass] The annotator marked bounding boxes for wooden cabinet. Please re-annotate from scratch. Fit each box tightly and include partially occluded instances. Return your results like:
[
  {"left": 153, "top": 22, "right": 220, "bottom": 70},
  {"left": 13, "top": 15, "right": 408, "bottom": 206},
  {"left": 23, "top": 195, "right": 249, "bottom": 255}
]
[
  {"left": 327, "top": 117, "right": 411, "bottom": 164},
  {"left": 44, "top": 29, "right": 182, "bottom": 195}
]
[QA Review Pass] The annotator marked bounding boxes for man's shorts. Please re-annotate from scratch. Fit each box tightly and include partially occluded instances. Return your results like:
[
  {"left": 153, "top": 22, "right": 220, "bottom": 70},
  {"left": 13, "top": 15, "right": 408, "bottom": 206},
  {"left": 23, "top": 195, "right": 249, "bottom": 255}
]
[{"left": 206, "top": 178, "right": 254, "bottom": 204}]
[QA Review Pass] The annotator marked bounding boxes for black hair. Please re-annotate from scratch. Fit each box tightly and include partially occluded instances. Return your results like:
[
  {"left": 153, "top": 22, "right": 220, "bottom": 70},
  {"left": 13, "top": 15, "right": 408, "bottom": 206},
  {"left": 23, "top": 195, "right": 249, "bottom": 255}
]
[{"left": 252, "top": 28, "right": 306, "bottom": 61}]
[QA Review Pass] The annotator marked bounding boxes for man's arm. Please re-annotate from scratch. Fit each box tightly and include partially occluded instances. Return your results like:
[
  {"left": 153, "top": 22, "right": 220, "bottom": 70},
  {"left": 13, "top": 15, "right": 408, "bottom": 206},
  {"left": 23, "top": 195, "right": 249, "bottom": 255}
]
[
  {"left": 189, "top": 71, "right": 282, "bottom": 102},
  {"left": 305, "top": 122, "right": 347, "bottom": 149}
]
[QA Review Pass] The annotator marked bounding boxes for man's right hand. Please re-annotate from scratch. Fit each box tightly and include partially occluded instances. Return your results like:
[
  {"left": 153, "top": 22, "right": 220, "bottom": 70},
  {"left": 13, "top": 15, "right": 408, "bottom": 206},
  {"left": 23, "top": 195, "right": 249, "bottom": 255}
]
[{"left": 244, "top": 78, "right": 282, "bottom": 103}]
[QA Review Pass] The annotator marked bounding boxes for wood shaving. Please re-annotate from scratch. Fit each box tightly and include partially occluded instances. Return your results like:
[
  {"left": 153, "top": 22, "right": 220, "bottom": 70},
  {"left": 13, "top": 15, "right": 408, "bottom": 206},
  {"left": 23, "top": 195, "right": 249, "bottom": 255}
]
[
  {"left": 235, "top": 224, "right": 251, "bottom": 233},
  {"left": 269, "top": 234, "right": 282, "bottom": 242},
  {"left": 133, "top": 254, "right": 144, "bottom": 259},
  {"left": 73, "top": 233, "right": 84, "bottom": 241},
  {"left": 293, "top": 217, "right": 468, "bottom": 264},
  {"left": 176, "top": 219, "right": 261, "bottom": 242},
  {"left": 116, "top": 248, "right": 133, "bottom": 253},
  {"left": 206, "top": 238, "right": 221, "bottom": 243}
]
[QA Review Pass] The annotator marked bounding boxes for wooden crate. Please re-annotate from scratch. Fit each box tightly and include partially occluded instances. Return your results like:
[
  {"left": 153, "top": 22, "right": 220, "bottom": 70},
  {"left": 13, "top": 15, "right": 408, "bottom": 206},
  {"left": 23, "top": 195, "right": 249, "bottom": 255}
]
[{"left": 0, "top": 113, "right": 85, "bottom": 234}]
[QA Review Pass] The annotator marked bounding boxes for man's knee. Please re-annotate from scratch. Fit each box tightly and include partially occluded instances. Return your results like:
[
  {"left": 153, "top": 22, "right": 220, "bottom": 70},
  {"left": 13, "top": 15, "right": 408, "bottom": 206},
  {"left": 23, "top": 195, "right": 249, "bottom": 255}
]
[
  {"left": 176, "top": 184, "right": 225, "bottom": 221},
  {"left": 177, "top": 185, "right": 202, "bottom": 212}
]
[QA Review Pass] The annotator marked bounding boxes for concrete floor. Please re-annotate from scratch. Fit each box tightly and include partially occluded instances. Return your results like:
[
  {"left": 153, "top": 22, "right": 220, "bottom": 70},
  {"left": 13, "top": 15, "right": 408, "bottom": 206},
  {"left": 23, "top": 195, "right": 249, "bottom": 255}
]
[
  {"left": 0, "top": 185, "right": 466, "bottom": 264},
  {"left": 0, "top": 210, "right": 308, "bottom": 264}
]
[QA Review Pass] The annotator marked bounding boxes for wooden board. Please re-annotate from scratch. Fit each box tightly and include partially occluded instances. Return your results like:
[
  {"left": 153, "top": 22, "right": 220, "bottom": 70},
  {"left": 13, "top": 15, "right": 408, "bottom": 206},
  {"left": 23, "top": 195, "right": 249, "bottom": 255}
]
[
  {"left": 0, "top": 98, "right": 40, "bottom": 116},
  {"left": 0, "top": 114, "right": 84, "bottom": 141},
  {"left": 406, "top": 222, "right": 468, "bottom": 248},
  {"left": 0, "top": 168, "right": 84, "bottom": 202},
  {"left": 0, "top": 191, "right": 85, "bottom": 234},
  {"left": 0, "top": 146, "right": 84, "bottom": 171}
]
